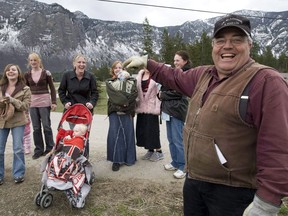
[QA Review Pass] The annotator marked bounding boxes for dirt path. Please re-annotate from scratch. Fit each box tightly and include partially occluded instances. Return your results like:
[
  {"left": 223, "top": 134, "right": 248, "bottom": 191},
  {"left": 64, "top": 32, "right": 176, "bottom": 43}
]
[{"left": 1, "top": 112, "right": 184, "bottom": 215}]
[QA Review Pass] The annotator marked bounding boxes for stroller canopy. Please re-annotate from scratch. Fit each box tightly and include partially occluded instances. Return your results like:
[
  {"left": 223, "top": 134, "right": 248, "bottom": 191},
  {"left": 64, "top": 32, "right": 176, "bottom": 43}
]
[{"left": 59, "top": 103, "right": 93, "bottom": 126}]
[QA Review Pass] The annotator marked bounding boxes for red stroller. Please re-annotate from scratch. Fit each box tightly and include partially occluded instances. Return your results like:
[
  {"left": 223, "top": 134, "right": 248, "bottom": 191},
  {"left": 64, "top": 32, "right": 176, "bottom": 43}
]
[{"left": 34, "top": 104, "right": 95, "bottom": 209}]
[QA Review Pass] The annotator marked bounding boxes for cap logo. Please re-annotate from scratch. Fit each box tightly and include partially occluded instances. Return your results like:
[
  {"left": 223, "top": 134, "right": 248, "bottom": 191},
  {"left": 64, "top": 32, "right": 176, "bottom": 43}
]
[{"left": 221, "top": 18, "right": 243, "bottom": 27}]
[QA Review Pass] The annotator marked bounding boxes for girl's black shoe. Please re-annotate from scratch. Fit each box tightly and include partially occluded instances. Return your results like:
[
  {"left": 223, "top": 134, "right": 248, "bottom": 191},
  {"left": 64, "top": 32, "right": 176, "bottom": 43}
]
[{"left": 112, "top": 163, "right": 120, "bottom": 171}]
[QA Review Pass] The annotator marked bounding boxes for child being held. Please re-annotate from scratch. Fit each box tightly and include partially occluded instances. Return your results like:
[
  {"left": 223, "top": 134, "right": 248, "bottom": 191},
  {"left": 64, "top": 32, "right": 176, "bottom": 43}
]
[{"left": 115, "top": 70, "right": 130, "bottom": 80}]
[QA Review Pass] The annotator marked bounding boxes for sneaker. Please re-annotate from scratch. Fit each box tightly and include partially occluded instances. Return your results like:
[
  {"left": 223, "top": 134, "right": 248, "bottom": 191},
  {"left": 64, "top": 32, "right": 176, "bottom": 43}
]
[
  {"left": 149, "top": 152, "right": 164, "bottom": 162},
  {"left": 173, "top": 170, "right": 186, "bottom": 179},
  {"left": 164, "top": 163, "right": 177, "bottom": 171},
  {"left": 142, "top": 151, "right": 154, "bottom": 160},
  {"left": 0, "top": 178, "right": 3, "bottom": 185},
  {"left": 112, "top": 163, "right": 120, "bottom": 171},
  {"left": 14, "top": 176, "right": 24, "bottom": 184}
]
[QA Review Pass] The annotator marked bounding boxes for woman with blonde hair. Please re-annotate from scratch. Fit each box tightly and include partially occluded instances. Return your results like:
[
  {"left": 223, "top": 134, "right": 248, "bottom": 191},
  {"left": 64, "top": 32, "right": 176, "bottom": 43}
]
[
  {"left": 58, "top": 54, "right": 98, "bottom": 157},
  {"left": 0, "top": 64, "right": 31, "bottom": 184},
  {"left": 24, "top": 52, "right": 57, "bottom": 160},
  {"left": 58, "top": 54, "right": 98, "bottom": 113}
]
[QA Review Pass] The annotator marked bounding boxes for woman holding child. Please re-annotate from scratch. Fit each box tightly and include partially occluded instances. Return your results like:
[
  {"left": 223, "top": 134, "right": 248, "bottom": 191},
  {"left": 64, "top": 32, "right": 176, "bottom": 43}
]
[{"left": 106, "top": 61, "right": 137, "bottom": 171}]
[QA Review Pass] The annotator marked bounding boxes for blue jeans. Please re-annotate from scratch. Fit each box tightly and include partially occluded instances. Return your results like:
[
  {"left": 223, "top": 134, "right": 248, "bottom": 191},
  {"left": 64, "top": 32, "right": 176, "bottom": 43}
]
[
  {"left": 166, "top": 117, "right": 185, "bottom": 171},
  {"left": 0, "top": 125, "right": 25, "bottom": 179},
  {"left": 30, "top": 107, "right": 54, "bottom": 154},
  {"left": 183, "top": 178, "right": 256, "bottom": 216}
]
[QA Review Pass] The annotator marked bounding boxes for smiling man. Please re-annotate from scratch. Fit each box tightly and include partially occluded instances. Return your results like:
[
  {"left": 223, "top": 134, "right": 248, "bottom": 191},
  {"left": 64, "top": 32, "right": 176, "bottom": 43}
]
[{"left": 123, "top": 14, "right": 288, "bottom": 216}]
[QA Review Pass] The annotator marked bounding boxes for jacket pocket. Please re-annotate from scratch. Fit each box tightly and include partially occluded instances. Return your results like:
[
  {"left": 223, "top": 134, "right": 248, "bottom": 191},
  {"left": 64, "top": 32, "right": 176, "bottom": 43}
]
[{"left": 185, "top": 129, "right": 231, "bottom": 184}]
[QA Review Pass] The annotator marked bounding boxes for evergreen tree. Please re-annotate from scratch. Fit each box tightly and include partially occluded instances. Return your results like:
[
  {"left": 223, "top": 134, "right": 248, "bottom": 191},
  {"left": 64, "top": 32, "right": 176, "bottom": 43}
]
[
  {"left": 199, "top": 32, "right": 213, "bottom": 65},
  {"left": 142, "top": 17, "right": 155, "bottom": 58},
  {"left": 261, "top": 46, "right": 277, "bottom": 68},
  {"left": 173, "top": 32, "right": 187, "bottom": 52},
  {"left": 159, "top": 30, "right": 187, "bottom": 65},
  {"left": 250, "top": 41, "right": 261, "bottom": 61},
  {"left": 187, "top": 42, "right": 201, "bottom": 67},
  {"left": 159, "top": 28, "right": 174, "bottom": 64},
  {"left": 278, "top": 51, "right": 288, "bottom": 73},
  {"left": 92, "top": 65, "right": 110, "bottom": 81},
  {"left": 188, "top": 32, "right": 213, "bottom": 66}
]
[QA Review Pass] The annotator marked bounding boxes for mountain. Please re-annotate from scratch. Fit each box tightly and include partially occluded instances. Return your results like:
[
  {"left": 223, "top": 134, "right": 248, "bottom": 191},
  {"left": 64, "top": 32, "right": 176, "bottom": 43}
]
[{"left": 0, "top": 0, "right": 287, "bottom": 72}]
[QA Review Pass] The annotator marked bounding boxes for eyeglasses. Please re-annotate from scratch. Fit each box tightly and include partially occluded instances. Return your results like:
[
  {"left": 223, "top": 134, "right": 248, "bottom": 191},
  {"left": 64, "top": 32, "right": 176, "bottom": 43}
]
[{"left": 212, "top": 36, "right": 247, "bottom": 47}]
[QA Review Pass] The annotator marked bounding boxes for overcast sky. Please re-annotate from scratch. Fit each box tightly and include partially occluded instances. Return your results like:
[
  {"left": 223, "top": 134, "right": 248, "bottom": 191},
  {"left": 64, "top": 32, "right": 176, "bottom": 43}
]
[{"left": 38, "top": 0, "right": 288, "bottom": 27}]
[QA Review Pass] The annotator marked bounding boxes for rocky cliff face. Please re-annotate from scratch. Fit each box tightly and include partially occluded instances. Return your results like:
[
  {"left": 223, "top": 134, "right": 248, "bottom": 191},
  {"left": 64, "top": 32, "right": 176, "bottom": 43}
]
[{"left": 0, "top": 0, "right": 287, "bottom": 72}]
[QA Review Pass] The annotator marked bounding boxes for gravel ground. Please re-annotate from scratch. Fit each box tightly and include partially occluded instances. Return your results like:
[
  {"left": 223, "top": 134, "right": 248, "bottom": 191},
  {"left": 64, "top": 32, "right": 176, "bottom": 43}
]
[{"left": 0, "top": 112, "right": 184, "bottom": 215}]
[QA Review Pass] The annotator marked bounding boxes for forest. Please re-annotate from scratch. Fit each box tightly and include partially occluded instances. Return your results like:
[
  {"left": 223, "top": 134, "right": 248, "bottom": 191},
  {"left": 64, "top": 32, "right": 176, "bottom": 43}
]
[{"left": 50, "top": 18, "right": 288, "bottom": 82}]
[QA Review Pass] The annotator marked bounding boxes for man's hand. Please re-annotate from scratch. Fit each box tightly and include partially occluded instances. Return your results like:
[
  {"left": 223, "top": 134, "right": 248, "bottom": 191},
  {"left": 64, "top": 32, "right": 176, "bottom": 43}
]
[
  {"left": 243, "top": 195, "right": 279, "bottom": 216},
  {"left": 123, "top": 55, "right": 148, "bottom": 69}
]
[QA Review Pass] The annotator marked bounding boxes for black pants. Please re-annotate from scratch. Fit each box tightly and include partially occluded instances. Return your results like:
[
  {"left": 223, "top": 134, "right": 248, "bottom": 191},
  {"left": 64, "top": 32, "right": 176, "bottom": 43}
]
[
  {"left": 183, "top": 178, "right": 256, "bottom": 216},
  {"left": 30, "top": 107, "right": 54, "bottom": 154}
]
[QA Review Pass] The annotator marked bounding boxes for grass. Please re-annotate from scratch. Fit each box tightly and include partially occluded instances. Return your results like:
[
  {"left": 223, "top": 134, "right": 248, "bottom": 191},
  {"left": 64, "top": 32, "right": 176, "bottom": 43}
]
[
  {"left": 279, "top": 198, "right": 288, "bottom": 216},
  {"left": 0, "top": 167, "right": 184, "bottom": 215},
  {"left": 84, "top": 179, "right": 183, "bottom": 216}
]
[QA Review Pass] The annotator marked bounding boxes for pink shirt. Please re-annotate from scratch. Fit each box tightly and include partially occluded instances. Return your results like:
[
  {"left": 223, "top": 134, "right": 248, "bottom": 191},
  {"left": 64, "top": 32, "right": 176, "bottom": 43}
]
[{"left": 30, "top": 93, "right": 51, "bottom": 107}]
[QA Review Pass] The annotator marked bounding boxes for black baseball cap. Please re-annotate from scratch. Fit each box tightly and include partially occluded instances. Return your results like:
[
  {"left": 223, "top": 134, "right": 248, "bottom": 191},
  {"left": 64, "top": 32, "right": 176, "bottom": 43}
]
[{"left": 213, "top": 14, "right": 251, "bottom": 37}]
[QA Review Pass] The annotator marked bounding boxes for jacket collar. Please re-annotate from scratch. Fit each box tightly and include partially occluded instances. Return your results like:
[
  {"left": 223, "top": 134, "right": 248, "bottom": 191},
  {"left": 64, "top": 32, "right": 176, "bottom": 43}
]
[{"left": 69, "top": 70, "right": 90, "bottom": 80}]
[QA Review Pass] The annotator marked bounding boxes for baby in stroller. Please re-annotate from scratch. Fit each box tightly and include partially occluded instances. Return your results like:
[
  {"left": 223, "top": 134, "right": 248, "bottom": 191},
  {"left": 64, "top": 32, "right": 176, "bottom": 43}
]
[
  {"left": 35, "top": 104, "right": 95, "bottom": 209},
  {"left": 58, "top": 123, "right": 87, "bottom": 160}
]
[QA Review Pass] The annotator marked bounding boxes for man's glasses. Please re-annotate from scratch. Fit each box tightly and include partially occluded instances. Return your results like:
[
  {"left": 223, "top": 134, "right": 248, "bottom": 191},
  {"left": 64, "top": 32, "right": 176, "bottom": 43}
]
[{"left": 212, "top": 36, "right": 247, "bottom": 47}]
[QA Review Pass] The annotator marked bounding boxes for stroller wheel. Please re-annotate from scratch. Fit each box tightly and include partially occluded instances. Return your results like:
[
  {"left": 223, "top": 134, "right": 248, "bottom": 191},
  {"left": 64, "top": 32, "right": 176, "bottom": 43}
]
[
  {"left": 89, "top": 171, "right": 96, "bottom": 185},
  {"left": 34, "top": 192, "right": 42, "bottom": 206},
  {"left": 40, "top": 193, "right": 53, "bottom": 208},
  {"left": 69, "top": 200, "right": 77, "bottom": 208}
]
